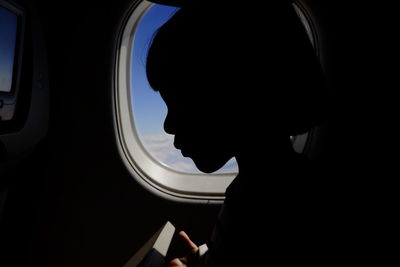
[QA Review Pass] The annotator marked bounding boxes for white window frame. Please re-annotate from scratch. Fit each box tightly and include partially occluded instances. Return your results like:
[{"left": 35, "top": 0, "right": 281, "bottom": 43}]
[
  {"left": 113, "top": 0, "right": 320, "bottom": 203},
  {"left": 114, "top": 0, "right": 235, "bottom": 204}
]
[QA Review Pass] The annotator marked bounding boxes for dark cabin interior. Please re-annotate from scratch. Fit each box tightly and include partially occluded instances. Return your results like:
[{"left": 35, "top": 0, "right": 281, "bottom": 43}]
[{"left": 0, "top": 0, "right": 388, "bottom": 266}]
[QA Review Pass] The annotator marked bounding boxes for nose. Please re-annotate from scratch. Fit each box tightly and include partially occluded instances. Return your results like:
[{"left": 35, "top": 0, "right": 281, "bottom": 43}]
[{"left": 163, "top": 111, "right": 176, "bottom": 135}]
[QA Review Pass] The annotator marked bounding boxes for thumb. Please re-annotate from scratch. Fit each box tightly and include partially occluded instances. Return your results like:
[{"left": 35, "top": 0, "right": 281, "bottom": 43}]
[{"left": 178, "top": 231, "right": 198, "bottom": 251}]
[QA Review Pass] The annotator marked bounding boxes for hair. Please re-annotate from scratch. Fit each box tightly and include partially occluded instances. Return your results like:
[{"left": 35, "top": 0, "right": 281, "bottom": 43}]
[{"left": 146, "top": 2, "right": 328, "bottom": 135}]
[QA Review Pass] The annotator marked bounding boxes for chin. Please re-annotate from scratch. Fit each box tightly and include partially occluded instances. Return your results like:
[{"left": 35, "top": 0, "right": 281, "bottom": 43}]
[{"left": 192, "top": 155, "right": 230, "bottom": 174}]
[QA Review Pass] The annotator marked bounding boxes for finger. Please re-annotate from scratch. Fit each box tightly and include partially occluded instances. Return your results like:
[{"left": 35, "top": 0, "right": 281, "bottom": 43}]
[
  {"left": 178, "top": 231, "right": 198, "bottom": 250},
  {"left": 165, "top": 258, "right": 186, "bottom": 267}
]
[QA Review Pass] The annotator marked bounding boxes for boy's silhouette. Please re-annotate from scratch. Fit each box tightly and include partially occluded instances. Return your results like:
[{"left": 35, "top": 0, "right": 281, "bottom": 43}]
[{"left": 146, "top": 1, "right": 331, "bottom": 266}]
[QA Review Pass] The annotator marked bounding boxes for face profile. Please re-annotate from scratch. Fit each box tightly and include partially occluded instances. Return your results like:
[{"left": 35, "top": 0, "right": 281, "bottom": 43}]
[
  {"left": 146, "top": 2, "right": 327, "bottom": 174},
  {"left": 157, "top": 81, "right": 236, "bottom": 174}
]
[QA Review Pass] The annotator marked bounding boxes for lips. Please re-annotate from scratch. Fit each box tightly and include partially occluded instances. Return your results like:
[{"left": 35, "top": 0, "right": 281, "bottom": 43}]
[
  {"left": 173, "top": 136, "right": 183, "bottom": 150},
  {"left": 181, "top": 149, "right": 188, "bottom": 157},
  {"left": 174, "top": 136, "right": 191, "bottom": 157}
]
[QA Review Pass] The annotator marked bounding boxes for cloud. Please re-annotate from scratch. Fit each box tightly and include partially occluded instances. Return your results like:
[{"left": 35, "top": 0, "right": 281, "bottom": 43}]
[
  {"left": 140, "top": 132, "right": 238, "bottom": 174},
  {"left": 140, "top": 133, "right": 201, "bottom": 173},
  {"left": 219, "top": 158, "right": 239, "bottom": 173}
]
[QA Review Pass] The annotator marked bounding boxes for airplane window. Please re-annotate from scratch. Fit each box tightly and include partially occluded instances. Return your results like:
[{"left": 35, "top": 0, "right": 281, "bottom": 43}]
[
  {"left": 0, "top": 6, "right": 18, "bottom": 93},
  {"left": 131, "top": 3, "right": 238, "bottom": 174},
  {"left": 115, "top": 0, "right": 320, "bottom": 201},
  {"left": 115, "top": 0, "right": 236, "bottom": 202}
]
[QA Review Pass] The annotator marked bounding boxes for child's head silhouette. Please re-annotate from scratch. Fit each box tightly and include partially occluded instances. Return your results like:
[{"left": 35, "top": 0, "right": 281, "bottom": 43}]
[{"left": 146, "top": 2, "right": 327, "bottom": 173}]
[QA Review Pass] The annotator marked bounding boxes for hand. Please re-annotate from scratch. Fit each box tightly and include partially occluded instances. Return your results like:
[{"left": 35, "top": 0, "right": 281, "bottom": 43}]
[{"left": 164, "top": 231, "right": 199, "bottom": 267}]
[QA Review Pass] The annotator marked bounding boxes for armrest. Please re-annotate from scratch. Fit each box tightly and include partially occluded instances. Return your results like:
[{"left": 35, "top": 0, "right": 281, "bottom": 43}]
[{"left": 124, "top": 221, "right": 175, "bottom": 267}]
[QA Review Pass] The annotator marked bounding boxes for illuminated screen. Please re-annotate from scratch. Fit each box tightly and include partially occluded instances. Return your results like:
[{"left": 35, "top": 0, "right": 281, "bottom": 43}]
[{"left": 0, "top": 6, "right": 18, "bottom": 93}]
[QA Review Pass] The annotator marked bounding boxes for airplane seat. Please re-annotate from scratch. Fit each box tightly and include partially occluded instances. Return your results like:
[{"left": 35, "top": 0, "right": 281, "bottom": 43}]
[
  {"left": 0, "top": 0, "right": 49, "bottom": 176},
  {"left": 0, "top": 1, "right": 49, "bottom": 254}
]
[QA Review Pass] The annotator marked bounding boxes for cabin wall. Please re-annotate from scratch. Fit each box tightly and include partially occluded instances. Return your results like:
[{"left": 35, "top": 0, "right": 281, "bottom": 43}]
[
  {"left": 1, "top": 1, "right": 219, "bottom": 266},
  {"left": 0, "top": 1, "right": 372, "bottom": 266}
]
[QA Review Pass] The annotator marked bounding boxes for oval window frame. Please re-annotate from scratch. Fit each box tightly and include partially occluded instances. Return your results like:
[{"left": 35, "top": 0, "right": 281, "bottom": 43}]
[
  {"left": 114, "top": 0, "right": 235, "bottom": 203},
  {"left": 113, "top": 0, "right": 322, "bottom": 203}
]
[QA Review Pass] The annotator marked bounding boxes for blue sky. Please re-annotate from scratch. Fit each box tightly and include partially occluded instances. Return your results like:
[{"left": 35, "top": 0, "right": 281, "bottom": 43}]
[
  {"left": 0, "top": 6, "right": 18, "bottom": 93},
  {"left": 130, "top": 4, "right": 238, "bottom": 174},
  {"left": 130, "top": 3, "right": 313, "bottom": 136},
  {"left": 131, "top": 4, "right": 177, "bottom": 136}
]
